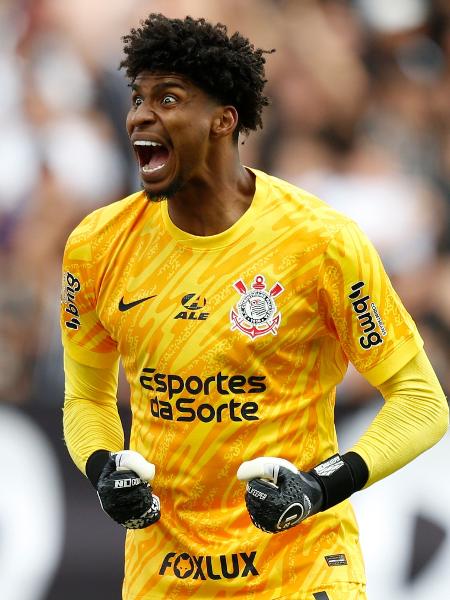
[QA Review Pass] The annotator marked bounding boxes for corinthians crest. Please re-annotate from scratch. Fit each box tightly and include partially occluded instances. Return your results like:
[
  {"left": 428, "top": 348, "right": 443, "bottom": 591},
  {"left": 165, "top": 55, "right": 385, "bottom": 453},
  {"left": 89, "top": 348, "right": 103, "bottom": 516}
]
[{"left": 230, "top": 275, "right": 284, "bottom": 339}]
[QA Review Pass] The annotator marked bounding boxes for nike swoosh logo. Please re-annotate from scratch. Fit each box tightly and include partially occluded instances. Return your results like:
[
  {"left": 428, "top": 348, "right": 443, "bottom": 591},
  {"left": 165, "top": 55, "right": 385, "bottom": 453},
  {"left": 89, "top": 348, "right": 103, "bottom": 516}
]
[{"left": 118, "top": 295, "right": 157, "bottom": 312}]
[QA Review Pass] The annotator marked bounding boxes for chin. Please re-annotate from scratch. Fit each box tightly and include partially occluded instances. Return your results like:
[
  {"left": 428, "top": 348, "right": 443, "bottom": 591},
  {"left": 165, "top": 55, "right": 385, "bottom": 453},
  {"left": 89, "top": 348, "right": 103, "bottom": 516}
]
[
  {"left": 144, "top": 189, "right": 166, "bottom": 203},
  {"left": 143, "top": 176, "right": 183, "bottom": 203}
]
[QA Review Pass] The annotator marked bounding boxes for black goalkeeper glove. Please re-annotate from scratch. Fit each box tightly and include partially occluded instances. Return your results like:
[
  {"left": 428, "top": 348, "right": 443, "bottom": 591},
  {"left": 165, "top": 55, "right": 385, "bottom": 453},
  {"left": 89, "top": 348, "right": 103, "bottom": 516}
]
[
  {"left": 88, "top": 450, "right": 160, "bottom": 529},
  {"left": 237, "top": 454, "right": 367, "bottom": 534},
  {"left": 237, "top": 457, "right": 323, "bottom": 533}
]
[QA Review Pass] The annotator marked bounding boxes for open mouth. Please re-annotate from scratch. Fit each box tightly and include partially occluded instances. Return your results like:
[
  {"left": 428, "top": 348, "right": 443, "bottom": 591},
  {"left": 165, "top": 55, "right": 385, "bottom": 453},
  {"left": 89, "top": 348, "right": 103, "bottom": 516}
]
[{"left": 133, "top": 140, "right": 170, "bottom": 175}]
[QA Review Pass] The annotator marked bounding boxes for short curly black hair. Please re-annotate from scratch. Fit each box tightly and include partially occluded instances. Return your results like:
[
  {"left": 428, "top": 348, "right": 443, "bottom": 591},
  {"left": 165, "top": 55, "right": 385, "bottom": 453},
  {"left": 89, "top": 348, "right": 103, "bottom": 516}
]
[{"left": 120, "top": 14, "right": 273, "bottom": 136}]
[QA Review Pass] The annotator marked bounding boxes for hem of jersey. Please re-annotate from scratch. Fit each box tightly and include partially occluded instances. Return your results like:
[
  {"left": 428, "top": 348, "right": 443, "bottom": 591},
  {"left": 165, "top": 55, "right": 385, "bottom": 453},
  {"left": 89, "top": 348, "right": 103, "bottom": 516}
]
[
  {"left": 124, "top": 581, "right": 367, "bottom": 600},
  {"left": 62, "top": 340, "right": 120, "bottom": 369},
  {"left": 273, "top": 581, "right": 366, "bottom": 599},
  {"left": 361, "top": 333, "right": 423, "bottom": 387},
  {"left": 159, "top": 167, "right": 269, "bottom": 250}
]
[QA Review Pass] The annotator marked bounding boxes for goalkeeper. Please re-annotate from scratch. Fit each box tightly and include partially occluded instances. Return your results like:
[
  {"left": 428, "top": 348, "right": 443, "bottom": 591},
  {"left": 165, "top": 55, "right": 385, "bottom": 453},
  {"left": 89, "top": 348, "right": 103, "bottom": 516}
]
[{"left": 61, "top": 13, "right": 448, "bottom": 600}]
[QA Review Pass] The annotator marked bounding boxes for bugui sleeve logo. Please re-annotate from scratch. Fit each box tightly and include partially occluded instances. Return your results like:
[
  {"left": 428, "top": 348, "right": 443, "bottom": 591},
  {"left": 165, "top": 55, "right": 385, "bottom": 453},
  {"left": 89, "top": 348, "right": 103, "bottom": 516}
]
[
  {"left": 349, "top": 281, "right": 387, "bottom": 349},
  {"left": 61, "top": 271, "right": 81, "bottom": 330}
]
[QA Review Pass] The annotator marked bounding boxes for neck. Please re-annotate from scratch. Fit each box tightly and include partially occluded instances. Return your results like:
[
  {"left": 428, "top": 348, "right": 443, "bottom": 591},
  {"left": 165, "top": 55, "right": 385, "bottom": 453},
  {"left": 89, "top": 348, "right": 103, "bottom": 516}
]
[{"left": 166, "top": 149, "right": 256, "bottom": 237}]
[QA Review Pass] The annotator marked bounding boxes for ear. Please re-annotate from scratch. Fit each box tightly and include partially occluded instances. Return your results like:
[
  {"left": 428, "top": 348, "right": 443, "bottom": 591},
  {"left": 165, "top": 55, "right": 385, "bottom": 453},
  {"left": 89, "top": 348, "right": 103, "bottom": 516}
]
[{"left": 211, "top": 106, "right": 238, "bottom": 138}]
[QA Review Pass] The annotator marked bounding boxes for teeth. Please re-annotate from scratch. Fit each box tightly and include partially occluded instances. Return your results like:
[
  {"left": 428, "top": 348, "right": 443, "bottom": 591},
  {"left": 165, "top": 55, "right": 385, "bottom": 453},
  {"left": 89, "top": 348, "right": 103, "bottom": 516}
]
[
  {"left": 142, "top": 164, "right": 165, "bottom": 173},
  {"left": 134, "top": 140, "right": 162, "bottom": 147}
]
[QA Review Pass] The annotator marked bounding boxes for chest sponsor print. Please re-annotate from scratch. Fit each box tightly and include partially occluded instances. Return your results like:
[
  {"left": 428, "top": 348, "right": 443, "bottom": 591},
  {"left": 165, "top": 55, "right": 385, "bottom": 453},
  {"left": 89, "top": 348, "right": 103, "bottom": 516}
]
[
  {"left": 174, "top": 293, "right": 209, "bottom": 321},
  {"left": 230, "top": 274, "right": 284, "bottom": 339},
  {"left": 159, "top": 550, "right": 259, "bottom": 580}
]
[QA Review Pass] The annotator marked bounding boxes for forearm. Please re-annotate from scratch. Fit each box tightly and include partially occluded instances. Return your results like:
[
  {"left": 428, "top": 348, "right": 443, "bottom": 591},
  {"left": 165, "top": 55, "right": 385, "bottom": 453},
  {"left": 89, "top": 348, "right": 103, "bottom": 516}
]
[
  {"left": 64, "top": 398, "right": 124, "bottom": 475},
  {"left": 238, "top": 350, "right": 448, "bottom": 532},
  {"left": 351, "top": 348, "right": 449, "bottom": 487},
  {"left": 63, "top": 352, "right": 124, "bottom": 475}
]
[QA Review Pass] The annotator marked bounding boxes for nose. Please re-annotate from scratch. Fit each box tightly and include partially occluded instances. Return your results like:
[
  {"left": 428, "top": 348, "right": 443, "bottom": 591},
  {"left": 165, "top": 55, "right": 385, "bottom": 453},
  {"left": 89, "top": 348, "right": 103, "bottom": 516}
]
[{"left": 128, "top": 103, "right": 158, "bottom": 130}]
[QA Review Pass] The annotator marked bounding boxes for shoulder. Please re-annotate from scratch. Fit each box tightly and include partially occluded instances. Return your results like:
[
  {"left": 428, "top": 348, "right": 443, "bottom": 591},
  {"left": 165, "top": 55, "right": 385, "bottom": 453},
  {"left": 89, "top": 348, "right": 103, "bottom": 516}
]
[
  {"left": 67, "top": 190, "right": 147, "bottom": 242},
  {"left": 252, "top": 168, "right": 354, "bottom": 240},
  {"left": 64, "top": 191, "right": 148, "bottom": 262}
]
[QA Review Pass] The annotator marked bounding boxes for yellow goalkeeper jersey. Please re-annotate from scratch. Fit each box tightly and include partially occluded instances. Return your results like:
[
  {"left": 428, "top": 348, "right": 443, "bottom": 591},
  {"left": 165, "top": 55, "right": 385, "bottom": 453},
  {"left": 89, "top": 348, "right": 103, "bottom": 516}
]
[{"left": 61, "top": 168, "right": 422, "bottom": 599}]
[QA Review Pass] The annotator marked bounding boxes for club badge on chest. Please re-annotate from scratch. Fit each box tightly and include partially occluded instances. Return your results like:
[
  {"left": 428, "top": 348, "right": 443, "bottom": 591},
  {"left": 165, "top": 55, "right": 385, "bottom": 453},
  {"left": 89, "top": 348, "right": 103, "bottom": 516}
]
[{"left": 230, "top": 274, "right": 284, "bottom": 340}]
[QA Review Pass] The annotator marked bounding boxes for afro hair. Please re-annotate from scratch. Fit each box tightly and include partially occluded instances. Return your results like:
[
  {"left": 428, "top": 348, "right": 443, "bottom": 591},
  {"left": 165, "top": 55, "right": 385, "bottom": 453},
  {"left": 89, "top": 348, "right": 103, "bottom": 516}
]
[{"left": 120, "top": 14, "right": 273, "bottom": 136}]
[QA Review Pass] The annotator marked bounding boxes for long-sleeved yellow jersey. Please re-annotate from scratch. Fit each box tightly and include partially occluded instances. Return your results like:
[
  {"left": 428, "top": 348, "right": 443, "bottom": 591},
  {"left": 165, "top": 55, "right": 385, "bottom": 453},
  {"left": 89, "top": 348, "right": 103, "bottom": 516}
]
[{"left": 61, "top": 169, "right": 423, "bottom": 599}]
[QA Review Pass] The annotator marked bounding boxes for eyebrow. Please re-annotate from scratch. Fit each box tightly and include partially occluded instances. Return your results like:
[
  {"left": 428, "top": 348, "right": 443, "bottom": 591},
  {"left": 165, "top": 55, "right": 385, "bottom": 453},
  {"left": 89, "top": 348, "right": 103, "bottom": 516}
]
[{"left": 130, "top": 80, "right": 188, "bottom": 94}]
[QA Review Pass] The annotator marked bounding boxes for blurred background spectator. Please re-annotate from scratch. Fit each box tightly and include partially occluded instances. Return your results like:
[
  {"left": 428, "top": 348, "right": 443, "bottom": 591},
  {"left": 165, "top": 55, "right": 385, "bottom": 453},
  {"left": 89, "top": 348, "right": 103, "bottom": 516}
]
[{"left": 0, "top": 0, "right": 448, "bottom": 598}]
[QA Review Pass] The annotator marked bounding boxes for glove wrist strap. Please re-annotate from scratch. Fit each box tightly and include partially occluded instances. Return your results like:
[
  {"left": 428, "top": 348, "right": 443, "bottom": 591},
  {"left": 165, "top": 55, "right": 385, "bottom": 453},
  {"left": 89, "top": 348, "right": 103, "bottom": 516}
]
[
  {"left": 309, "top": 451, "right": 369, "bottom": 511},
  {"left": 86, "top": 449, "right": 110, "bottom": 488}
]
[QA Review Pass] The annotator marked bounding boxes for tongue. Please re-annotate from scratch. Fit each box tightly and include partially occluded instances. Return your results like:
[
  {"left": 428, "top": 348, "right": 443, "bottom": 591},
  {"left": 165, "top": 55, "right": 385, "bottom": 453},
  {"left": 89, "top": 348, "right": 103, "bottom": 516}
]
[{"left": 146, "top": 146, "right": 169, "bottom": 170}]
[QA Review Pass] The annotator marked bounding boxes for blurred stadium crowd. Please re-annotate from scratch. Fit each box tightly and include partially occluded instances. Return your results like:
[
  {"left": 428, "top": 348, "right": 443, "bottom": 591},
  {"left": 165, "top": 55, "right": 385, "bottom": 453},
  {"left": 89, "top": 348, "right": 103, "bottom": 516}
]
[
  {"left": 1, "top": 0, "right": 449, "bottom": 405},
  {"left": 0, "top": 1, "right": 449, "bottom": 599}
]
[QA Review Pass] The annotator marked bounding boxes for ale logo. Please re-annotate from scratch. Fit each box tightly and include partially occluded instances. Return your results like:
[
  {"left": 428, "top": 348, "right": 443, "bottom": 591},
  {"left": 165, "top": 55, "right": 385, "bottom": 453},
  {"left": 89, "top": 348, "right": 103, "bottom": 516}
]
[{"left": 174, "top": 293, "right": 209, "bottom": 321}]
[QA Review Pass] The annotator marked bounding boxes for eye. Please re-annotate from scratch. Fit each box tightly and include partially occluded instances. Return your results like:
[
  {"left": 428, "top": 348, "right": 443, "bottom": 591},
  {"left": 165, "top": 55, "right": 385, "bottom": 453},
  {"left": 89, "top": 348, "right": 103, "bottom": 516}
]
[
  {"left": 132, "top": 96, "right": 143, "bottom": 107},
  {"left": 161, "top": 94, "right": 177, "bottom": 106}
]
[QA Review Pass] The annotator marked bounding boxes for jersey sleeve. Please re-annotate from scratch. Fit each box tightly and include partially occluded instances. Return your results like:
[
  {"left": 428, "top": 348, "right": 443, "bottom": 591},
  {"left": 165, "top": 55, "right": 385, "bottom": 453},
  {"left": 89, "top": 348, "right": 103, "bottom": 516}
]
[
  {"left": 60, "top": 224, "right": 119, "bottom": 369},
  {"left": 350, "top": 348, "right": 448, "bottom": 486},
  {"left": 317, "top": 221, "right": 423, "bottom": 386},
  {"left": 63, "top": 352, "right": 123, "bottom": 474}
]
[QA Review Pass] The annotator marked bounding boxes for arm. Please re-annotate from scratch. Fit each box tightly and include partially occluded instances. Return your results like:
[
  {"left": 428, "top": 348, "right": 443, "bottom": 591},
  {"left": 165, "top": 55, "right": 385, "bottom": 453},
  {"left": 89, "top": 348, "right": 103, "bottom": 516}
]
[
  {"left": 63, "top": 351, "right": 124, "bottom": 476},
  {"left": 351, "top": 348, "right": 448, "bottom": 487},
  {"left": 238, "top": 348, "right": 448, "bottom": 533},
  {"left": 61, "top": 225, "right": 159, "bottom": 527},
  {"left": 63, "top": 352, "right": 160, "bottom": 529}
]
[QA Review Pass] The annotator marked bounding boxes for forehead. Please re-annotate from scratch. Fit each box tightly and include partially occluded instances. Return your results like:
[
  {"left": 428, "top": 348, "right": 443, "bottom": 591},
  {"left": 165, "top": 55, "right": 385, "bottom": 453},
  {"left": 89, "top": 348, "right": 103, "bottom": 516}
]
[{"left": 132, "top": 72, "right": 195, "bottom": 91}]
